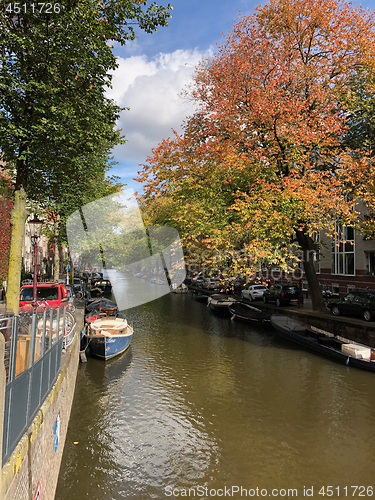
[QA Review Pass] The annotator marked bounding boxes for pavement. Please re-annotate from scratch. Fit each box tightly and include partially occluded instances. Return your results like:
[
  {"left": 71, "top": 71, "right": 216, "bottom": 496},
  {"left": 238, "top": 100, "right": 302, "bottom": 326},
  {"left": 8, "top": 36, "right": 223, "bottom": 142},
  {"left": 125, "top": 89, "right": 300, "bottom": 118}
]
[{"left": 260, "top": 297, "right": 320, "bottom": 315}]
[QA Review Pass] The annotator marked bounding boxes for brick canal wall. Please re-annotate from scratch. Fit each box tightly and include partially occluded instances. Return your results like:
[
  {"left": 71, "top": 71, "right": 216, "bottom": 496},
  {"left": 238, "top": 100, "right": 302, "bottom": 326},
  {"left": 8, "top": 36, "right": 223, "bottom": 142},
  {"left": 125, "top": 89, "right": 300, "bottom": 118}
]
[
  {"left": 283, "top": 309, "right": 375, "bottom": 347},
  {"left": 0, "top": 307, "right": 83, "bottom": 500},
  {"left": 258, "top": 302, "right": 375, "bottom": 347}
]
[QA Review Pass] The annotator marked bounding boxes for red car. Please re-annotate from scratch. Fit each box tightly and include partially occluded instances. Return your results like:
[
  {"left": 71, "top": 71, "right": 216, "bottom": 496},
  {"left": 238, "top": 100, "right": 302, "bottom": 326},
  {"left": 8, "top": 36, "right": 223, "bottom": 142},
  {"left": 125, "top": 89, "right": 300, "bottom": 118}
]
[{"left": 19, "top": 282, "right": 69, "bottom": 310}]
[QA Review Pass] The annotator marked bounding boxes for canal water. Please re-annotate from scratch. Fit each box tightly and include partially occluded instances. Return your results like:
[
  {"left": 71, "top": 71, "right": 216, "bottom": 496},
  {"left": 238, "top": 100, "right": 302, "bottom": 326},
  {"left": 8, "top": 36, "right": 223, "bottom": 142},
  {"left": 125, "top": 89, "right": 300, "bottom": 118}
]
[{"left": 56, "top": 286, "right": 375, "bottom": 499}]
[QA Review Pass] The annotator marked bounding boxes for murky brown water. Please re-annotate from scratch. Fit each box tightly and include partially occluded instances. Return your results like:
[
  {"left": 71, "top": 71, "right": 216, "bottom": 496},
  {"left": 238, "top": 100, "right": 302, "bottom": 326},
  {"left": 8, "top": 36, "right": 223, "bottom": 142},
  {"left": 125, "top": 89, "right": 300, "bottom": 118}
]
[{"left": 55, "top": 285, "right": 375, "bottom": 499}]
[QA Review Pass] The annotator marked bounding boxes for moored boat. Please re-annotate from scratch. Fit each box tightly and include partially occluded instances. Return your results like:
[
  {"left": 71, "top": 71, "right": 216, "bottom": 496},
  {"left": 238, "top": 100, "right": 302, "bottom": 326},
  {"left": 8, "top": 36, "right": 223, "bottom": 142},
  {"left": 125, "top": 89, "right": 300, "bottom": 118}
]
[
  {"left": 89, "top": 287, "right": 104, "bottom": 298},
  {"left": 91, "top": 278, "right": 112, "bottom": 292},
  {"left": 228, "top": 301, "right": 271, "bottom": 325},
  {"left": 86, "top": 297, "right": 118, "bottom": 316},
  {"left": 85, "top": 316, "right": 133, "bottom": 360},
  {"left": 85, "top": 311, "right": 107, "bottom": 323},
  {"left": 187, "top": 289, "right": 208, "bottom": 302},
  {"left": 170, "top": 283, "right": 188, "bottom": 293},
  {"left": 270, "top": 314, "right": 375, "bottom": 372},
  {"left": 207, "top": 294, "right": 236, "bottom": 312}
]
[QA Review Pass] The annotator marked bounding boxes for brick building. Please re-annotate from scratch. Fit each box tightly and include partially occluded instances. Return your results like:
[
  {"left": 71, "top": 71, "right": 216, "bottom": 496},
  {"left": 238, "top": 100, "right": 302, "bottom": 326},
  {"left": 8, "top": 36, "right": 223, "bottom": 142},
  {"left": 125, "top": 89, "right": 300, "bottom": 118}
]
[{"left": 317, "top": 223, "right": 375, "bottom": 296}]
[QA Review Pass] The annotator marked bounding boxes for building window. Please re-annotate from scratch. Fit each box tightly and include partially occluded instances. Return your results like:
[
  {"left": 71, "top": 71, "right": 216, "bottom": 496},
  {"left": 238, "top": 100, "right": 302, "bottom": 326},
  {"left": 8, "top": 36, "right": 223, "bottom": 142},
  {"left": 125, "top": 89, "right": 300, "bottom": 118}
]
[
  {"left": 331, "top": 283, "right": 340, "bottom": 295},
  {"left": 331, "top": 224, "right": 355, "bottom": 276},
  {"left": 312, "top": 232, "right": 320, "bottom": 274},
  {"left": 347, "top": 284, "right": 356, "bottom": 293}
]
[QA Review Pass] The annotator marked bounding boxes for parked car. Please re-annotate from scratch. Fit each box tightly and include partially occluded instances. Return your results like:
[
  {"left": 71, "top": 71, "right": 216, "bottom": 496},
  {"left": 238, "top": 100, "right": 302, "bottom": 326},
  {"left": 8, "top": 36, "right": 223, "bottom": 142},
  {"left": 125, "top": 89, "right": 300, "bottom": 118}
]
[
  {"left": 327, "top": 289, "right": 375, "bottom": 322},
  {"left": 241, "top": 284, "right": 268, "bottom": 302},
  {"left": 73, "top": 277, "right": 83, "bottom": 294},
  {"left": 184, "top": 275, "right": 195, "bottom": 285},
  {"left": 322, "top": 285, "right": 333, "bottom": 298},
  {"left": 202, "top": 278, "right": 223, "bottom": 291},
  {"left": 192, "top": 275, "right": 205, "bottom": 287},
  {"left": 226, "top": 278, "right": 241, "bottom": 293},
  {"left": 263, "top": 284, "right": 300, "bottom": 306},
  {"left": 19, "top": 282, "right": 69, "bottom": 310}
]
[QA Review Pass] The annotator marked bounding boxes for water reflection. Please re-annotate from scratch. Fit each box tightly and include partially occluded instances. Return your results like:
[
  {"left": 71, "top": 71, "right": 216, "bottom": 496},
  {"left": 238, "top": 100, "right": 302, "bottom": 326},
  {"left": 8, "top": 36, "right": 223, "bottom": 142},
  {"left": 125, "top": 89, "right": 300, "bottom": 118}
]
[{"left": 56, "top": 292, "right": 375, "bottom": 499}]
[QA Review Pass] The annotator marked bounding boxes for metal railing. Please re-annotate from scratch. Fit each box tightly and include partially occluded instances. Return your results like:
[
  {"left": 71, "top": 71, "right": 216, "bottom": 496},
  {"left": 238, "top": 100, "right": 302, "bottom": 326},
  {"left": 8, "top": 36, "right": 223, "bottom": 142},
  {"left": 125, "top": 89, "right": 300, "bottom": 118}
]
[
  {"left": 0, "top": 314, "right": 13, "bottom": 385},
  {"left": 1, "top": 305, "right": 74, "bottom": 465}
]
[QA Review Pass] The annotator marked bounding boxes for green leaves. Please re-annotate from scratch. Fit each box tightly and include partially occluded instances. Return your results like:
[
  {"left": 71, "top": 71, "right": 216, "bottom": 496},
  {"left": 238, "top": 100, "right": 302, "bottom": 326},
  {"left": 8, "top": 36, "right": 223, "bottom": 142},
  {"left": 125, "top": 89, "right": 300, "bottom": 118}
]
[
  {"left": 0, "top": 0, "right": 172, "bottom": 198},
  {"left": 0, "top": 0, "right": 172, "bottom": 304}
]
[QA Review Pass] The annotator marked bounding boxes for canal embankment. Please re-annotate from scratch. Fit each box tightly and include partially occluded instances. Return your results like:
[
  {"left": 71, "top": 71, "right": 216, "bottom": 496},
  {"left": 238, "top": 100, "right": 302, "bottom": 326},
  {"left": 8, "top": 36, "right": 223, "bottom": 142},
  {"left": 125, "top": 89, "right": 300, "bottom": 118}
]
[
  {"left": 254, "top": 300, "right": 375, "bottom": 347},
  {"left": 0, "top": 302, "right": 84, "bottom": 500},
  {"left": 188, "top": 285, "right": 375, "bottom": 347}
]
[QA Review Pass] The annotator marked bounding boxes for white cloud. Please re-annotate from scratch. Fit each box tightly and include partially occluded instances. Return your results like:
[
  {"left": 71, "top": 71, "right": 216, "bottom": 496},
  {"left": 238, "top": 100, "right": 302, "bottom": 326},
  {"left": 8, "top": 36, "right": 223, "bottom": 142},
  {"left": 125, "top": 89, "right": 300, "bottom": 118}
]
[{"left": 106, "top": 48, "right": 213, "bottom": 164}]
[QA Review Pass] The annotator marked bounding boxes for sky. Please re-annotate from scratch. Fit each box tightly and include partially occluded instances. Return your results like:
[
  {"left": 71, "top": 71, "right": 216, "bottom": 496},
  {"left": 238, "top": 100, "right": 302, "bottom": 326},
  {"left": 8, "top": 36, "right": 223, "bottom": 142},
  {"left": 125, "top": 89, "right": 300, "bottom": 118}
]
[{"left": 106, "top": 0, "right": 375, "bottom": 194}]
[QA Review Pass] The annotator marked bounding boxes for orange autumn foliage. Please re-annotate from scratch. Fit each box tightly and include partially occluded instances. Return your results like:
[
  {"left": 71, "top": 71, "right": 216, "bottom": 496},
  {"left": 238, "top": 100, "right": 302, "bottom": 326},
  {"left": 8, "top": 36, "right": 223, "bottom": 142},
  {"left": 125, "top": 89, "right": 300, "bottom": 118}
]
[{"left": 136, "top": 0, "right": 375, "bottom": 309}]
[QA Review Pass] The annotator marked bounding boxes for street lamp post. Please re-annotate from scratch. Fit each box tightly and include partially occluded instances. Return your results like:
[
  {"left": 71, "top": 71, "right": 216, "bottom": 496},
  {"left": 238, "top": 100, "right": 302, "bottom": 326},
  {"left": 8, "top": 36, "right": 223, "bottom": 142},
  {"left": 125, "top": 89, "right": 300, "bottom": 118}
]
[{"left": 28, "top": 215, "right": 43, "bottom": 308}]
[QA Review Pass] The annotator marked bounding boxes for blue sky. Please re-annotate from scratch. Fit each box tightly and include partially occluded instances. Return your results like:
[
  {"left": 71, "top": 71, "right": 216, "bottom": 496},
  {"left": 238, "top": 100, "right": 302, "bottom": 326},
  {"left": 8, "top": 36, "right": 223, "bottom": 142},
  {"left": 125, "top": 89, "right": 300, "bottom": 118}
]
[{"left": 107, "top": 0, "right": 375, "bottom": 194}]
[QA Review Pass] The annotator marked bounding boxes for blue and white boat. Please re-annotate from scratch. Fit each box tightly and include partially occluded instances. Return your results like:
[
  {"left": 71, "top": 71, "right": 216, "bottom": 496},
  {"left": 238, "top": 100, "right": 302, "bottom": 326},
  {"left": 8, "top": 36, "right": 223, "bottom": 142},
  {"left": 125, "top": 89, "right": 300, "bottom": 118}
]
[{"left": 85, "top": 317, "right": 133, "bottom": 360}]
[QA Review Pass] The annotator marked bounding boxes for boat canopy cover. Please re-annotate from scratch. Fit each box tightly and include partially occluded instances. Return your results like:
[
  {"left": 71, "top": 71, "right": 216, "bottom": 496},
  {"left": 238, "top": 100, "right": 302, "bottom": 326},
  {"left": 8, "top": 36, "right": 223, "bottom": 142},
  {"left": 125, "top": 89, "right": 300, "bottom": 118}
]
[{"left": 86, "top": 298, "right": 117, "bottom": 311}]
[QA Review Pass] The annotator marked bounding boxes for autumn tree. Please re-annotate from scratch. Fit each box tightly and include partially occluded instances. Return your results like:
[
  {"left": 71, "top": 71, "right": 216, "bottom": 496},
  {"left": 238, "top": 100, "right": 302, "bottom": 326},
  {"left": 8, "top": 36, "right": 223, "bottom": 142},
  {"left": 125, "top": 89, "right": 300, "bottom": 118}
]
[
  {"left": 137, "top": 0, "right": 375, "bottom": 310},
  {"left": 0, "top": 0, "right": 172, "bottom": 312}
]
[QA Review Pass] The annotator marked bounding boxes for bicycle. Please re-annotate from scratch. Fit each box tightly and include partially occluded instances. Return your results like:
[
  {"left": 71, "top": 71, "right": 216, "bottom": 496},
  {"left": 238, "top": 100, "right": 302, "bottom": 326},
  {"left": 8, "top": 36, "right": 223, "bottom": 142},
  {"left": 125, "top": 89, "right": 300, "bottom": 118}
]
[
  {"left": 33, "top": 301, "right": 76, "bottom": 336},
  {"left": 64, "top": 310, "right": 76, "bottom": 336}
]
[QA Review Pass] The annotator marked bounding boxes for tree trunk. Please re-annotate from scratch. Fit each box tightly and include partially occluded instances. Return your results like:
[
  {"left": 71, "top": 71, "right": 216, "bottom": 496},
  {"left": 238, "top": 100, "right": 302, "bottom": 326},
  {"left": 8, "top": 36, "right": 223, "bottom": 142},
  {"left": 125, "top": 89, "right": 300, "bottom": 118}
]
[
  {"left": 6, "top": 188, "right": 28, "bottom": 314},
  {"left": 295, "top": 230, "right": 323, "bottom": 311},
  {"left": 53, "top": 218, "right": 60, "bottom": 282}
]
